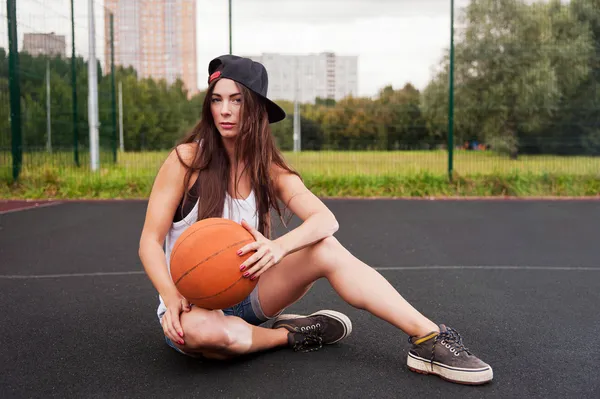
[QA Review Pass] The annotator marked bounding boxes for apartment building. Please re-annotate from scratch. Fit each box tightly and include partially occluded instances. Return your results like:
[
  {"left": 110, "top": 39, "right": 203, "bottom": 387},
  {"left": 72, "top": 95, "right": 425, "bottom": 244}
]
[
  {"left": 22, "top": 33, "right": 66, "bottom": 57},
  {"left": 246, "top": 52, "right": 358, "bottom": 103},
  {"left": 104, "top": 0, "right": 198, "bottom": 96}
]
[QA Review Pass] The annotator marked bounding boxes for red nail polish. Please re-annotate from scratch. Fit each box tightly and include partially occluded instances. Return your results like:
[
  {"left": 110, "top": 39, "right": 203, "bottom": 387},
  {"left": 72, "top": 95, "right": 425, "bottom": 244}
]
[
  {"left": 243, "top": 272, "right": 249, "bottom": 277},
  {"left": 179, "top": 340, "right": 185, "bottom": 345},
  {"left": 240, "top": 265, "right": 246, "bottom": 271},
  {"left": 237, "top": 250, "right": 242, "bottom": 255},
  {"left": 251, "top": 275, "right": 257, "bottom": 281}
]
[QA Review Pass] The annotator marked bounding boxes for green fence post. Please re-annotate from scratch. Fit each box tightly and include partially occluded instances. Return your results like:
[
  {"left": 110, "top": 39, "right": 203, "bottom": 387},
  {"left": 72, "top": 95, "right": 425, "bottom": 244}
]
[
  {"left": 71, "top": 0, "right": 79, "bottom": 167},
  {"left": 7, "top": 0, "right": 22, "bottom": 181},
  {"left": 447, "top": 0, "right": 455, "bottom": 182},
  {"left": 110, "top": 13, "right": 117, "bottom": 163}
]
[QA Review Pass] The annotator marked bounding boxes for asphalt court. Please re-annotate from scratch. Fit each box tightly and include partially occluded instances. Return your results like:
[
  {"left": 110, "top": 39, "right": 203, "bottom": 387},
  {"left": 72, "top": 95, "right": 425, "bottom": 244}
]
[{"left": 1, "top": 199, "right": 599, "bottom": 398}]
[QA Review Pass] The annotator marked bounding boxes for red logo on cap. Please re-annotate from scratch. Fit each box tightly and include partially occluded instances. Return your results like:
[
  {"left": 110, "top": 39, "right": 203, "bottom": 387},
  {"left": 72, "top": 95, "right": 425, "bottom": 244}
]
[{"left": 209, "top": 71, "right": 221, "bottom": 83}]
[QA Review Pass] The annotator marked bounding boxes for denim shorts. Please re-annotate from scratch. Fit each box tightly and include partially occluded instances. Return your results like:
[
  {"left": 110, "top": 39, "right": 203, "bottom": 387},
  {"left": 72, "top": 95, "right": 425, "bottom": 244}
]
[{"left": 163, "top": 285, "right": 283, "bottom": 355}]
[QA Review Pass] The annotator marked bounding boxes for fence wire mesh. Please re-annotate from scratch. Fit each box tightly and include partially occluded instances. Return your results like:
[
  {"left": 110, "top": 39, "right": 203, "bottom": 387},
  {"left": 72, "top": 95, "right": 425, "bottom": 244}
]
[{"left": 2, "top": 0, "right": 599, "bottom": 196}]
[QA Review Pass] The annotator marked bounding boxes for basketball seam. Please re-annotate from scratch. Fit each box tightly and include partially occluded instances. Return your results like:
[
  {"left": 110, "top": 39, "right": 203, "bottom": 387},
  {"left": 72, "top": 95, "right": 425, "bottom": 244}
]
[
  {"left": 184, "top": 274, "right": 249, "bottom": 301},
  {"left": 173, "top": 238, "right": 254, "bottom": 285},
  {"left": 170, "top": 220, "right": 237, "bottom": 261}
]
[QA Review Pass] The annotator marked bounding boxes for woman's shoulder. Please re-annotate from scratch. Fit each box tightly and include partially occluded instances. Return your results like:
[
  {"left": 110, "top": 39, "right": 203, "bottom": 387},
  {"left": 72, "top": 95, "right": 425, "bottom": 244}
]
[
  {"left": 270, "top": 161, "right": 300, "bottom": 179},
  {"left": 154, "top": 142, "right": 201, "bottom": 195},
  {"left": 269, "top": 164, "right": 288, "bottom": 180},
  {"left": 269, "top": 163, "right": 303, "bottom": 194},
  {"left": 176, "top": 141, "right": 199, "bottom": 157},
  {"left": 166, "top": 141, "right": 200, "bottom": 167}
]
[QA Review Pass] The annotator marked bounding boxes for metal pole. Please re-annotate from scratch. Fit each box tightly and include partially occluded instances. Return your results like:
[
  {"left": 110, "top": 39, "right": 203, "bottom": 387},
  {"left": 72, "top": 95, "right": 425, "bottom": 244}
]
[
  {"left": 447, "top": 0, "right": 455, "bottom": 182},
  {"left": 118, "top": 81, "right": 124, "bottom": 152},
  {"left": 71, "top": 0, "right": 79, "bottom": 166},
  {"left": 88, "top": 0, "right": 99, "bottom": 171},
  {"left": 46, "top": 60, "right": 52, "bottom": 153},
  {"left": 110, "top": 13, "right": 117, "bottom": 163},
  {"left": 293, "top": 58, "right": 301, "bottom": 152},
  {"left": 7, "top": 0, "right": 22, "bottom": 181},
  {"left": 229, "top": 0, "right": 232, "bottom": 54},
  {"left": 293, "top": 100, "right": 300, "bottom": 152}
]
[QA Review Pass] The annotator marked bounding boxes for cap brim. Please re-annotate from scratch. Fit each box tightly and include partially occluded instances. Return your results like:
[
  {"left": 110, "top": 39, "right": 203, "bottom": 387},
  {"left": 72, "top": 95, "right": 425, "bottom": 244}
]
[{"left": 263, "top": 97, "right": 286, "bottom": 124}]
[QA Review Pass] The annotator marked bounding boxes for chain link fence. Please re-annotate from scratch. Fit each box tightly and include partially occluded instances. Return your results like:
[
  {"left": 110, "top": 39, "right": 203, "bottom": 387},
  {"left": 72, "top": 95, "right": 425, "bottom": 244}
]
[{"left": 2, "top": 0, "right": 599, "bottom": 195}]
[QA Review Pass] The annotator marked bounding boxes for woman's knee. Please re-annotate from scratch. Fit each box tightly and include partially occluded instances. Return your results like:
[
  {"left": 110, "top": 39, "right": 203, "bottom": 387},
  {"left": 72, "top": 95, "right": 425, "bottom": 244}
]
[
  {"left": 309, "top": 236, "right": 343, "bottom": 271},
  {"left": 178, "top": 309, "right": 235, "bottom": 353}
]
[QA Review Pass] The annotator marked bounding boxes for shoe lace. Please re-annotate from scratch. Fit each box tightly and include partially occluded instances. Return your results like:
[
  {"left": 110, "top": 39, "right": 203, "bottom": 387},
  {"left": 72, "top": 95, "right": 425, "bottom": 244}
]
[
  {"left": 292, "top": 332, "right": 323, "bottom": 353},
  {"left": 432, "top": 327, "right": 470, "bottom": 360}
]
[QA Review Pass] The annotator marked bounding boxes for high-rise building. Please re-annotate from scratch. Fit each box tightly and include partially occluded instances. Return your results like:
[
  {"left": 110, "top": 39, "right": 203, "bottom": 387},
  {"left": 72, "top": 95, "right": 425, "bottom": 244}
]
[
  {"left": 22, "top": 33, "right": 66, "bottom": 57},
  {"left": 245, "top": 53, "right": 358, "bottom": 103},
  {"left": 104, "top": 0, "right": 198, "bottom": 97}
]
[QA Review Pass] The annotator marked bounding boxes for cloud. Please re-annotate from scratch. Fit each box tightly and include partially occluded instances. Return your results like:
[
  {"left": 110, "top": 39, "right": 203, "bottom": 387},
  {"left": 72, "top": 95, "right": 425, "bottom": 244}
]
[
  {"left": 232, "top": 0, "right": 470, "bottom": 23},
  {"left": 3, "top": 0, "right": 467, "bottom": 98},
  {"left": 2, "top": 0, "right": 109, "bottom": 63},
  {"left": 196, "top": 0, "right": 460, "bottom": 96}
]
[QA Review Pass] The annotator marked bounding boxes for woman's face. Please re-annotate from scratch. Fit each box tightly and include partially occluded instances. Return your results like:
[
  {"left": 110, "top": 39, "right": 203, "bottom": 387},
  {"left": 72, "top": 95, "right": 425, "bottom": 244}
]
[{"left": 210, "top": 78, "right": 242, "bottom": 139}]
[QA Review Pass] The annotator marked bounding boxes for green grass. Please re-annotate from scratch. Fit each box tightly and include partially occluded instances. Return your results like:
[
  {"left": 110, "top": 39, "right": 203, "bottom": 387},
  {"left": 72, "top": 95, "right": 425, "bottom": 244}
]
[{"left": 1, "top": 150, "right": 599, "bottom": 199}]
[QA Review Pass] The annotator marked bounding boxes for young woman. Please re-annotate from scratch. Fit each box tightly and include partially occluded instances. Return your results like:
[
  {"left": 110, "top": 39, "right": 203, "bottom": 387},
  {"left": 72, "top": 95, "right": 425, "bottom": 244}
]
[{"left": 138, "top": 55, "right": 493, "bottom": 385}]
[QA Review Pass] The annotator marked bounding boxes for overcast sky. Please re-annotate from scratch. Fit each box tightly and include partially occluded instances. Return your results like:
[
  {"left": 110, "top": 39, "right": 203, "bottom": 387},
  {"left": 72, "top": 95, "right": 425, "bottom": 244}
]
[
  {"left": 196, "top": 0, "right": 471, "bottom": 96},
  {"left": 3, "top": 0, "right": 472, "bottom": 97}
]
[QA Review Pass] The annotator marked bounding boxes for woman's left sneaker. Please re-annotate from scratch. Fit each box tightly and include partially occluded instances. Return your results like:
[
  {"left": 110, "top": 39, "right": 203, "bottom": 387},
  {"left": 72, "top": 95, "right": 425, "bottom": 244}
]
[{"left": 407, "top": 324, "right": 493, "bottom": 385}]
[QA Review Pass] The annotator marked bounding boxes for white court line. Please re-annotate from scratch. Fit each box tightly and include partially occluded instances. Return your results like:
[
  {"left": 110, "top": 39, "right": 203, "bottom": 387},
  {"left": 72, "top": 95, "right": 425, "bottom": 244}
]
[
  {"left": 375, "top": 266, "right": 600, "bottom": 271},
  {"left": 0, "top": 271, "right": 145, "bottom": 279},
  {"left": 0, "top": 201, "right": 63, "bottom": 215},
  {"left": 0, "top": 265, "right": 598, "bottom": 279}
]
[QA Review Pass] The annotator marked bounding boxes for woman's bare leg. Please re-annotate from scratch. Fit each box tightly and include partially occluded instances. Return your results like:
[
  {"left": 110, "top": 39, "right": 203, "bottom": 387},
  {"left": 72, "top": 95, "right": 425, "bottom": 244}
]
[
  {"left": 172, "top": 308, "right": 289, "bottom": 359},
  {"left": 171, "top": 235, "right": 437, "bottom": 359},
  {"left": 252, "top": 236, "right": 493, "bottom": 386},
  {"left": 257, "top": 236, "right": 438, "bottom": 338}
]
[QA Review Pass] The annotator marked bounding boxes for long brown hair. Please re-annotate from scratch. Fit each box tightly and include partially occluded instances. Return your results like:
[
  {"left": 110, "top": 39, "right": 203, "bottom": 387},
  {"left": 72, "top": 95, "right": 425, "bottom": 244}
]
[{"left": 175, "top": 78, "right": 300, "bottom": 238}]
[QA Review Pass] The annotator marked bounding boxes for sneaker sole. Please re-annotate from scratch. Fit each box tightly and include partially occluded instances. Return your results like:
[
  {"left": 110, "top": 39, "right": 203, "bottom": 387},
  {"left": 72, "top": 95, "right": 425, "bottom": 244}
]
[
  {"left": 273, "top": 310, "right": 352, "bottom": 344},
  {"left": 407, "top": 352, "right": 493, "bottom": 385}
]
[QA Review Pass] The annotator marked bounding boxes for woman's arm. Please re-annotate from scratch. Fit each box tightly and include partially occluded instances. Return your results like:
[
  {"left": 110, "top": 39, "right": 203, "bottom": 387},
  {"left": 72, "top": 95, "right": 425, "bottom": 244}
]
[
  {"left": 237, "top": 167, "right": 339, "bottom": 279},
  {"left": 272, "top": 168, "right": 339, "bottom": 256},
  {"left": 138, "top": 143, "right": 196, "bottom": 343}
]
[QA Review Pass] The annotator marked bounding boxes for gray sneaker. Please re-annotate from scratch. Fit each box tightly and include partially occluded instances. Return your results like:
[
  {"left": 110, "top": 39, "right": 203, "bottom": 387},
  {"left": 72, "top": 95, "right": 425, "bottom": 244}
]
[
  {"left": 407, "top": 324, "right": 493, "bottom": 385},
  {"left": 272, "top": 310, "right": 352, "bottom": 352}
]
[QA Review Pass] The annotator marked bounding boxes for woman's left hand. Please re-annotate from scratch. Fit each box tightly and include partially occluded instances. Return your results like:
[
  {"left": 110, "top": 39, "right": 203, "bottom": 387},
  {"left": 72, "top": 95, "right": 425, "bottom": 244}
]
[{"left": 237, "top": 219, "right": 286, "bottom": 280}]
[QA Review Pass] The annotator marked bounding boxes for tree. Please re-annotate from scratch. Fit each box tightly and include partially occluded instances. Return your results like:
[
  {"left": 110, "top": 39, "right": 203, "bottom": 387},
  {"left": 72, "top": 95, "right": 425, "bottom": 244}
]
[
  {"left": 537, "top": 0, "right": 600, "bottom": 155},
  {"left": 422, "top": 0, "right": 594, "bottom": 158},
  {"left": 376, "top": 84, "right": 430, "bottom": 150}
]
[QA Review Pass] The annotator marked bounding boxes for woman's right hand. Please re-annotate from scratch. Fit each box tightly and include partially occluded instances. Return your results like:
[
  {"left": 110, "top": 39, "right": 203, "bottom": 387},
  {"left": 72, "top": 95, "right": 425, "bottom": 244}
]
[{"left": 161, "top": 293, "right": 191, "bottom": 345}]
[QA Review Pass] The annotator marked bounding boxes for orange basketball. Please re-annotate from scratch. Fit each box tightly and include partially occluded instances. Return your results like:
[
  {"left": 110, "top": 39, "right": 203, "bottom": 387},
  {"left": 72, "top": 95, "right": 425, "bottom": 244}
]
[{"left": 169, "top": 217, "right": 258, "bottom": 310}]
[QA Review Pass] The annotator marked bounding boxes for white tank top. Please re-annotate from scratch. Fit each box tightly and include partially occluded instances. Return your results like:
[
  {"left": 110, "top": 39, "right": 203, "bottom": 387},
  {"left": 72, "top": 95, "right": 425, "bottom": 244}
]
[{"left": 156, "top": 189, "right": 259, "bottom": 319}]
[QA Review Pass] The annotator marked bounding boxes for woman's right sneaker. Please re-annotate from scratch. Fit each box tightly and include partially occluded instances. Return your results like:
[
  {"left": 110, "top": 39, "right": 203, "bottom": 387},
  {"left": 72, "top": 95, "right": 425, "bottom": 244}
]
[
  {"left": 407, "top": 324, "right": 493, "bottom": 385},
  {"left": 272, "top": 310, "right": 352, "bottom": 353}
]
